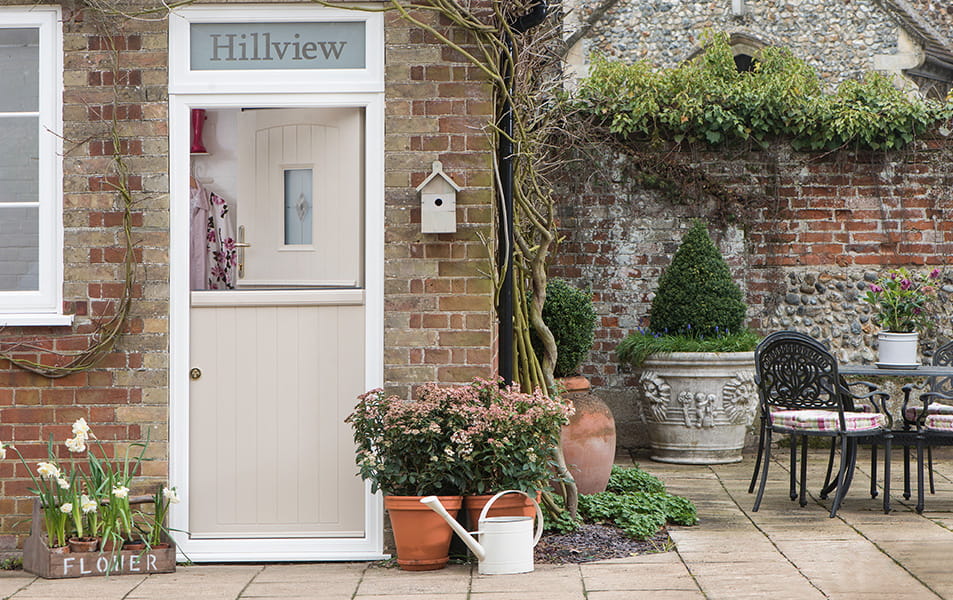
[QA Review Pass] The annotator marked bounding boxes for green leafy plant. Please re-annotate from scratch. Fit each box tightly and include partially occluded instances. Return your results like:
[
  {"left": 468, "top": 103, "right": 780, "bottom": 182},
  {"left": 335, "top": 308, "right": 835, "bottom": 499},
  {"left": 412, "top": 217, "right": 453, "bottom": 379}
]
[
  {"left": 575, "top": 31, "right": 953, "bottom": 151},
  {"left": 605, "top": 463, "right": 667, "bottom": 494},
  {"left": 863, "top": 267, "right": 942, "bottom": 333},
  {"left": 544, "top": 465, "right": 698, "bottom": 540},
  {"left": 578, "top": 466, "right": 698, "bottom": 539},
  {"left": 347, "top": 378, "right": 573, "bottom": 496},
  {"left": 617, "top": 330, "right": 761, "bottom": 367},
  {"left": 0, "top": 419, "right": 150, "bottom": 549},
  {"left": 649, "top": 220, "right": 746, "bottom": 337},
  {"left": 618, "top": 221, "right": 757, "bottom": 366},
  {"left": 534, "top": 279, "right": 598, "bottom": 378},
  {"left": 0, "top": 556, "right": 22, "bottom": 571}
]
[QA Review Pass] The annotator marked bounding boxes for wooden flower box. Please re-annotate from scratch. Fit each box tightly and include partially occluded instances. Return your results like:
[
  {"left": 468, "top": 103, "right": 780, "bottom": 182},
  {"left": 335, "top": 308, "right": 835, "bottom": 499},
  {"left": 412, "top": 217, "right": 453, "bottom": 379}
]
[{"left": 22, "top": 498, "right": 176, "bottom": 579}]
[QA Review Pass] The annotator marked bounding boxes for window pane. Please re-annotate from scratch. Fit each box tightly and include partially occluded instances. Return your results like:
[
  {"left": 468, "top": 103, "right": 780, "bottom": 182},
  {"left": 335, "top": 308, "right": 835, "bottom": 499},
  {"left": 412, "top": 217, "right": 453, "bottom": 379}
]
[
  {"left": 0, "top": 116, "right": 38, "bottom": 203},
  {"left": 284, "top": 168, "right": 313, "bottom": 245},
  {"left": 0, "top": 206, "right": 39, "bottom": 291},
  {"left": 0, "top": 28, "right": 39, "bottom": 112}
]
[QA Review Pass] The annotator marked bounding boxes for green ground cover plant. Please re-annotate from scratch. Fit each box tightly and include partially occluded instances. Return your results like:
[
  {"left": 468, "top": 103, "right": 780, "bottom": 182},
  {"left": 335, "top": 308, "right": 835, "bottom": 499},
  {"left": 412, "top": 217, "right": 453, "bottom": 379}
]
[{"left": 543, "top": 465, "right": 698, "bottom": 539}]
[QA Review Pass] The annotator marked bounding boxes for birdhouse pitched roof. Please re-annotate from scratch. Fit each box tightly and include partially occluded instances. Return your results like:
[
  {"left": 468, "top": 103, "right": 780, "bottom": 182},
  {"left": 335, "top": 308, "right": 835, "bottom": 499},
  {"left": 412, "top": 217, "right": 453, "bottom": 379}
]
[{"left": 416, "top": 161, "right": 462, "bottom": 193}]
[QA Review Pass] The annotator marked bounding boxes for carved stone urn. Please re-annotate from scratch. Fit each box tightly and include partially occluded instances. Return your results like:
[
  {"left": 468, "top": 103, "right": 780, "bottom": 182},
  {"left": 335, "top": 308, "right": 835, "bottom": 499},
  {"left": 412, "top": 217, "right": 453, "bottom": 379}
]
[{"left": 638, "top": 351, "right": 757, "bottom": 464}]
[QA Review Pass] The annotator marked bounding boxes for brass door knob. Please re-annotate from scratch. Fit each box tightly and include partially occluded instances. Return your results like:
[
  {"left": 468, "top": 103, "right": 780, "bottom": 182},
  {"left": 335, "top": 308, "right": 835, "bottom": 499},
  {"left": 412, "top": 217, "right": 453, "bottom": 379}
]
[{"left": 190, "top": 368, "right": 202, "bottom": 380}]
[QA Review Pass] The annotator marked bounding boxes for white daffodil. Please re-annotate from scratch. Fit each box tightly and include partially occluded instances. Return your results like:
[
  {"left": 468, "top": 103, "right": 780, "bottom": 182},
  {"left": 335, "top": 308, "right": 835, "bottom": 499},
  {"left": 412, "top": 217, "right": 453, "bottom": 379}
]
[
  {"left": 162, "top": 487, "right": 181, "bottom": 504},
  {"left": 59, "top": 503, "right": 72, "bottom": 514},
  {"left": 36, "top": 462, "right": 60, "bottom": 479},
  {"left": 56, "top": 477, "right": 70, "bottom": 490},
  {"left": 112, "top": 486, "right": 129, "bottom": 499},
  {"left": 65, "top": 436, "right": 86, "bottom": 453},
  {"left": 80, "top": 494, "right": 97, "bottom": 514},
  {"left": 71, "top": 417, "right": 92, "bottom": 439}
]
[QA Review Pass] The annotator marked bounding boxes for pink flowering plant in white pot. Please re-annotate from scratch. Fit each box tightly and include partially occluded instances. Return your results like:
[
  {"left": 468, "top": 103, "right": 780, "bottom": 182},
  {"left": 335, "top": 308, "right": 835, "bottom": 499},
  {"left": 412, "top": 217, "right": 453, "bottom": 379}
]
[
  {"left": 347, "top": 378, "right": 573, "bottom": 497},
  {"left": 863, "top": 267, "right": 941, "bottom": 333}
]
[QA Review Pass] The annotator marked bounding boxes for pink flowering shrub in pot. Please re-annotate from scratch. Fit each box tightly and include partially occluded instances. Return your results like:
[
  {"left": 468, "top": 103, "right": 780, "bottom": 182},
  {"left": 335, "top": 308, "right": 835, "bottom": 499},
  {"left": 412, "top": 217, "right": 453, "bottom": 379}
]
[
  {"left": 863, "top": 267, "right": 942, "bottom": 367},
  {"left": 346, "top": 378, "right": 572, "bottom": 568}
]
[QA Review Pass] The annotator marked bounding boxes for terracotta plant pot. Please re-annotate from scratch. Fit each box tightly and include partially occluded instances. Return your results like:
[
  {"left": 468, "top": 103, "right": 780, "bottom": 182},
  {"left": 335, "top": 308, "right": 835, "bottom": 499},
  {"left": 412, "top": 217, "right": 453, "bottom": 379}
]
[
  {"left": 48, "top": 545, "right": 69, "bottom": 555},
  {"left": 463, "top": 491, "right": 539, "bottom": 529},
  {"left": 384, "top": 495, "right": 462, "bottom": 571},
  {"left": 67, "top": 537, "right": 99, "bottom": 553},
  {"left": 123, "top": 539, "right": 146, "bottom": 551},
  {"left": 559, "top": 376, "right": 617, "bottom": 494}
]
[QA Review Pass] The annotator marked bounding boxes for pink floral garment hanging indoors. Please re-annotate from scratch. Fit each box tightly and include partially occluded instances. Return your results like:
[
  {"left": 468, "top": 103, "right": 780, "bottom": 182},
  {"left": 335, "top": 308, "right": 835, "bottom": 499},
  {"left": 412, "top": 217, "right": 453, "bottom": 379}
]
[{"left": 190, "top": 179, "right": 236, "bottom": 290}]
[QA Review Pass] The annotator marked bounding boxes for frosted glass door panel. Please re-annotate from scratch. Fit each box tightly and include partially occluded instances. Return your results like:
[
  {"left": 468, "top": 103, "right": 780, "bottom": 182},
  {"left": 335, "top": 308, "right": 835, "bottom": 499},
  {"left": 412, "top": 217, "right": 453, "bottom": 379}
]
[
  {"left": 284, "top": 168, "right": 313, "bottom": 245},
  {"left": 0, "top": 206, "right": 39, "bottom": 291},
  {"left": 0, "top": 28, "right": 39, "bottom": 112},
  {"left": 0, "top": 117, "right": 38, "bottom": 203}
]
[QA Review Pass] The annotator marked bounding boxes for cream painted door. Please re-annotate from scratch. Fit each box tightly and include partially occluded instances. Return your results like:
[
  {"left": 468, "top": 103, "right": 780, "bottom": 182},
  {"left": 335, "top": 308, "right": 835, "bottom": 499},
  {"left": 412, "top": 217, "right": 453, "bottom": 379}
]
[
  {"left": 189, "top": 107, "right": 366, "bottom": 541},
  {"left": 237, "top": 108, "right": 363, "bottom": 288}
]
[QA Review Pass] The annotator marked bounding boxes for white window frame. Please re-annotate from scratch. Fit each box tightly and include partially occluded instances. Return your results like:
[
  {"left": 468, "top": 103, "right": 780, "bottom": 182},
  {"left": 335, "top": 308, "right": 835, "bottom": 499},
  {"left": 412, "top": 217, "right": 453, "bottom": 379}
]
[{"left": 0, "top": 7, "right": 68, "bottom": 326}]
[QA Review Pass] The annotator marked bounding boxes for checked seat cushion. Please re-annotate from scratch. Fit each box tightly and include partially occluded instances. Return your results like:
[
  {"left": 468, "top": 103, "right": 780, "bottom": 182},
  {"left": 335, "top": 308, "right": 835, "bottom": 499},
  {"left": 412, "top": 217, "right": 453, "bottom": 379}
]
[{"left": 769, "top": 409, "right": 887, "bottom": 433}]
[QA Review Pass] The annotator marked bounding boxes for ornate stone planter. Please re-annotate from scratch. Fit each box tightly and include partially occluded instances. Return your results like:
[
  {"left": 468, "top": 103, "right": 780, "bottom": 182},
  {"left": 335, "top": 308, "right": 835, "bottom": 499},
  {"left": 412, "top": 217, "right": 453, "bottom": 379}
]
[{"left": 638, "top": 351, "right": 757, "bottom": 464}]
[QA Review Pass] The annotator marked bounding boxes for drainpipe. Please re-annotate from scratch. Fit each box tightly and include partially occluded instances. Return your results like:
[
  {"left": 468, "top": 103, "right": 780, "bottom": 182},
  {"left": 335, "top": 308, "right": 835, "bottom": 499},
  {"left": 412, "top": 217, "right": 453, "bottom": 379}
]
[{"left": 498, "top": 1, "right": 548, "bottom": 386}]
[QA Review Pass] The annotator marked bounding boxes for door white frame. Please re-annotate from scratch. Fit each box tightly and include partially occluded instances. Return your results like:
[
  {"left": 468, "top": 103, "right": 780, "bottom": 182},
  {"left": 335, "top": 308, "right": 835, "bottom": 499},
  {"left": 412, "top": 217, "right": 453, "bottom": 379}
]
[
  {"left": 169, "top": 92, "right": 385, "bottom": 562},
  {"left": 168, "top": 3, "right": 385, "bottom": 560}
]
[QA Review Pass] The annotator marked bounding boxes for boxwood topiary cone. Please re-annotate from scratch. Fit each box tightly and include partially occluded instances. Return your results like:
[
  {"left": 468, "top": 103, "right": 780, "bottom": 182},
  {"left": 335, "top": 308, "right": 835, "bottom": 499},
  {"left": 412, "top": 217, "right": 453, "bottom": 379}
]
[{"left": 648, "top": 221, "right": 745, "bottom": 337}]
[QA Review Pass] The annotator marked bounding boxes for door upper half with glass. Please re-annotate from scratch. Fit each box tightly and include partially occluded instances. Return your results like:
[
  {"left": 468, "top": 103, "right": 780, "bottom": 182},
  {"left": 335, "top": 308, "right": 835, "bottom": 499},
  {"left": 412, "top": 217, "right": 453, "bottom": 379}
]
[{"left": 237, "top": 107, "right": 363, "bottom": 288}]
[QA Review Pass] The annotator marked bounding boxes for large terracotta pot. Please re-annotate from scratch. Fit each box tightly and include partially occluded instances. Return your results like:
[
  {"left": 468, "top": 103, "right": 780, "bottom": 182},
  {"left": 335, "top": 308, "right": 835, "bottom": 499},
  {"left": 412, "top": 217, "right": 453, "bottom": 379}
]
[
  {"left": 559, "top": 376, "right": 616, "bottom": 494},
  {"left": 384, "top": 495, "right": 462, "bottom": 571},
  {"left": 463, "top": 491, "right": 539, "bottom": 529},
  {"left": 638, "top": 351, "right": 756, "bottom": 464}
]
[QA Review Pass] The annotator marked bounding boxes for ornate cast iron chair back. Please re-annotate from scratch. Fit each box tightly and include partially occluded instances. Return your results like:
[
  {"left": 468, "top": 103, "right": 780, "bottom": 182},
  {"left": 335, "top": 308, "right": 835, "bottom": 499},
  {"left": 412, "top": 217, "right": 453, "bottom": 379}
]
[
  {"left": 930, "top": 340, "right": 953, "bottom": 395},
  {"left": 756, "top": 331, "right": 842, "bottom": 416}
]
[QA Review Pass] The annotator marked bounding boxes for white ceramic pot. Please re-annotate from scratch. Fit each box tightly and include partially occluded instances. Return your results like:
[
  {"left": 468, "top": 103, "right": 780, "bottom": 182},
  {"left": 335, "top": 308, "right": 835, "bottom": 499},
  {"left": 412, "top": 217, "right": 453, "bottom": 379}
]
[
  {"left": 638, "top": 351, "right": 756, "bottom": 464},
  {"left": 877, "top": 331, "right": 919, "bottom": 368}
]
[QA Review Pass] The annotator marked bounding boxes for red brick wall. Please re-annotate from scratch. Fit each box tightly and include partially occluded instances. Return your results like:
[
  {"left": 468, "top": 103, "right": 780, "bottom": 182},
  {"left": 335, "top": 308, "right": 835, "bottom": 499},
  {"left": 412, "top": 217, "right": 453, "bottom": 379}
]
[
  {"left": 551, "top": 142, "right": 953, "bottom": 449},
  {"left": 383, "top": 7, "right": 496, "bottom": 399},
  {"left": 0, "top": 1, "right": 497, "bottom": 554}
]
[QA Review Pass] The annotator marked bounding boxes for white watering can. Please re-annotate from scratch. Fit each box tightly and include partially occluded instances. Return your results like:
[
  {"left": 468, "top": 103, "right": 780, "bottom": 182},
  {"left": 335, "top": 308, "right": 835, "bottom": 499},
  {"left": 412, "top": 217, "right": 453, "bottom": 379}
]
[{"left": 420, "top": 490, "right": 543, "bottom": 575}]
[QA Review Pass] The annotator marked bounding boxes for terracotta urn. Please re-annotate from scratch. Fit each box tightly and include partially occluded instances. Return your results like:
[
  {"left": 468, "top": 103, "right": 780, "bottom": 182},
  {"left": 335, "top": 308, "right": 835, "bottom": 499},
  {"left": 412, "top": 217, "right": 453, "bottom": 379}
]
[{"left": 559, "top": 376, "right": 617, "bottom": 495}]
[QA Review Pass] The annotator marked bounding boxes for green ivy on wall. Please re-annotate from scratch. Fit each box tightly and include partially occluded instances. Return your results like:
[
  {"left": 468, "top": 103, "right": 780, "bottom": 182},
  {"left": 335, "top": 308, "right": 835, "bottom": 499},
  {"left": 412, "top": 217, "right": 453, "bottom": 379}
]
[{"left": 575, "top": 32, "right": 953, "bottom": 151}]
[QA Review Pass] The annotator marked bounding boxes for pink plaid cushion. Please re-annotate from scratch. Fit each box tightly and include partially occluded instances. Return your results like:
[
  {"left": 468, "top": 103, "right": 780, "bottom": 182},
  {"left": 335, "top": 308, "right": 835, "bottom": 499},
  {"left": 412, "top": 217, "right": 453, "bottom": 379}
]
[
  {"left": 770, "top": 409, "right": 886, "bottom": 432},
  {"left": 905, "top": 402, "right": 953, "bottom": 423},
  {"left": 925, "top": 414, "right": 953, "bottom": 432}
]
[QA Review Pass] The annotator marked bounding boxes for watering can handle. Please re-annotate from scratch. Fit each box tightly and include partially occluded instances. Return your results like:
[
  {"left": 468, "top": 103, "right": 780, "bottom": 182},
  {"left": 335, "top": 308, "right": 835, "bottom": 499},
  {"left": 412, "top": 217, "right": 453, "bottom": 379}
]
[{"left": 478, "top": 489, "right": 544, "bottom": 546}]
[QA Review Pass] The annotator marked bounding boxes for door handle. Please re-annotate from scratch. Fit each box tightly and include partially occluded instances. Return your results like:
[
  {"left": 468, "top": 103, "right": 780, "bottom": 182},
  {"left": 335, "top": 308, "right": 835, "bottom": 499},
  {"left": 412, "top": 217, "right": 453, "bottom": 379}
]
[
  {"left": 236, "top": 225, "right": 251, "bottom": 279},
  {"left": 190, "top": 367, "right": 202, "bottom": 380}
]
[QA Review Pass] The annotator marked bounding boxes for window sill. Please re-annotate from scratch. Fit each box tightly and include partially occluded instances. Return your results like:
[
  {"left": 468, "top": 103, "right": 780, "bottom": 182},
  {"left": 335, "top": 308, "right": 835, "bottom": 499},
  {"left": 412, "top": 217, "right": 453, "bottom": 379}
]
[{"left": 0, "top": 314, "right": 75, "bottom": 327}]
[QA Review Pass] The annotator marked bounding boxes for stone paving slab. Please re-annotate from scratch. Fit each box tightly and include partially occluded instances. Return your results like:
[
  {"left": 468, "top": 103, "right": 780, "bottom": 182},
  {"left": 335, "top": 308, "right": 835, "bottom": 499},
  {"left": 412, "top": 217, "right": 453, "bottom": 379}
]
[{"left": 5, "top": 450, "right": 953, "bottom": 599}]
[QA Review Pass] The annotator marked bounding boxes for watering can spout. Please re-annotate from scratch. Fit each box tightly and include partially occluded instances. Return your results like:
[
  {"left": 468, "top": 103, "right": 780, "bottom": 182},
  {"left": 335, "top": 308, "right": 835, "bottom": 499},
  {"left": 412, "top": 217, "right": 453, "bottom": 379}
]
[{"left": 419, "top": 496, "right": 486, "bottom": 561}]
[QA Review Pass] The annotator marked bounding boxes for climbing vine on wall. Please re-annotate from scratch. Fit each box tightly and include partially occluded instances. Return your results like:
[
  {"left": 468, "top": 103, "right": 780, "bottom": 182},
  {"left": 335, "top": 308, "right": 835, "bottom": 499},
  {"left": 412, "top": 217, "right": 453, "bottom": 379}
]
[
  {"left": 575, "top": 32, "right": 953, "bottom": 151},
  {"left": 0, "top": 12, "right": 137, "bottom": 378}
]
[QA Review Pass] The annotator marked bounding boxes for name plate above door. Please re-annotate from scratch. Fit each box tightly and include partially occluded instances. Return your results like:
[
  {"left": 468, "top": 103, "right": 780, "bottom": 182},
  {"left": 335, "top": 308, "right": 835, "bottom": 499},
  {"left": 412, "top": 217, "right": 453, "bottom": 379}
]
[{"left": 190, "top": 22, "right": 366, "bottom": 70}]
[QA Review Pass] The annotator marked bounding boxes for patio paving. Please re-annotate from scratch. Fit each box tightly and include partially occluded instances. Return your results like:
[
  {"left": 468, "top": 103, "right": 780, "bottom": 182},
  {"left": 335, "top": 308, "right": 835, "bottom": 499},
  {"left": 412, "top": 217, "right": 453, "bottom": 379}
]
[{"left": 4, "top": 447, "right": 953, "bottom": 599}]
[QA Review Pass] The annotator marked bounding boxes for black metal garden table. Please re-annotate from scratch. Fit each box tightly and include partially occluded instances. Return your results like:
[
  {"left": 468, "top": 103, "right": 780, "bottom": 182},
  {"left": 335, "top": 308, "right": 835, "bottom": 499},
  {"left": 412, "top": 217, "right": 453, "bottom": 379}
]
[{"left": 840, "top": 364, "right": 953, "bottom": 512}]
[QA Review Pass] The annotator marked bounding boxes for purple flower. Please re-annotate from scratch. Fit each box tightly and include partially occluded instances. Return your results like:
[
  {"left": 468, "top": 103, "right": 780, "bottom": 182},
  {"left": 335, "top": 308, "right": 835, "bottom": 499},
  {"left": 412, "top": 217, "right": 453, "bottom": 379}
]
[
  {"left": 869, "top": 284, "right": 883, "bottom": 293},
  {"left": 900, "top": 279, "right": 912, "bottom": 291},
  {"left": 930, "top": 268, "right": 941, "bottom": 279}
]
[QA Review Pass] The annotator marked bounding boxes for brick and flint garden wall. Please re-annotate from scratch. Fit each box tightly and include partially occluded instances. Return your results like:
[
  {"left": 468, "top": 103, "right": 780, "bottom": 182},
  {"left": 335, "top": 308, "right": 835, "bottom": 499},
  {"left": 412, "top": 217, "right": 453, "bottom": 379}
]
[
  {"left": 550, "top": 140, "right": 953, "bottom": 450},
  {"left": 0, "top": 1, "right": 497, "bottom": 554}
]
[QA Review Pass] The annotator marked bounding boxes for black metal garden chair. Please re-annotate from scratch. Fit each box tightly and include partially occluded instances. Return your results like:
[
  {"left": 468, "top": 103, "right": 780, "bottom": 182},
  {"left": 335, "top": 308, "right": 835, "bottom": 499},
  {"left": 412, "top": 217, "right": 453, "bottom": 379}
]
[
  {"left": 903, "top": 340, "right": 953, "bottom": 512},
  {"left": 750, "top": 331, "right": 893, "bottom": 517}
]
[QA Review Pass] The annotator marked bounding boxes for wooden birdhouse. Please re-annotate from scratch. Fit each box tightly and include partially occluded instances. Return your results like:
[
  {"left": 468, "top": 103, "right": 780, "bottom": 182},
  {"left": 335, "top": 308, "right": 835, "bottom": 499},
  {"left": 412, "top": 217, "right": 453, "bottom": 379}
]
[{"left": 416, "top": 160, "right": 461, "bottom": 234}]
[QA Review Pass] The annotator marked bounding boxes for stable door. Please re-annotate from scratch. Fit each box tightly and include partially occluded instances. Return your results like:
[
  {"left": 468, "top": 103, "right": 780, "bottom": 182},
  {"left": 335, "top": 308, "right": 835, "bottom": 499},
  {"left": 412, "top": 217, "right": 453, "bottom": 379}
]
[{"left": 188, "top": 107, "right": 366, "bottom": 544}]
